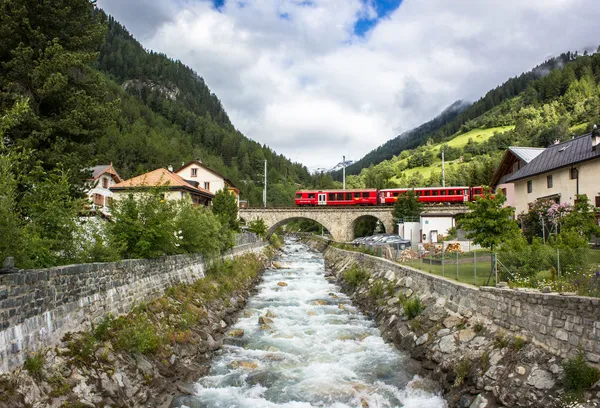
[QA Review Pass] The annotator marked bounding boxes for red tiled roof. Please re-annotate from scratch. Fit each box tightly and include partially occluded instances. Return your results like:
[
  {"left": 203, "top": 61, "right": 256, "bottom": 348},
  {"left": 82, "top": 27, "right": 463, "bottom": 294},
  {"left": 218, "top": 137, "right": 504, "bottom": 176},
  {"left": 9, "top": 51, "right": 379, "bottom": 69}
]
[{"left": 111, "top": 168, "right": 213, "bottom": 197}]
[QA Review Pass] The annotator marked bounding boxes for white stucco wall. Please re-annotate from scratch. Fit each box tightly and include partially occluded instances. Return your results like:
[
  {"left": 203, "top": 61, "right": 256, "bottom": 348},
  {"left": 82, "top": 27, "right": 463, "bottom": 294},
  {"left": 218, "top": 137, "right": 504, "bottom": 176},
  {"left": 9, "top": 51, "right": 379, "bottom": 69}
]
[
  {"left": 513, "top": 159, "right": 600, "bottom": 214},
  {"left": 176, "top": 164, "right": 225, "bottom": 195},
  {"left": 420, "top": 216, "right": 455, "bottom": 243}
]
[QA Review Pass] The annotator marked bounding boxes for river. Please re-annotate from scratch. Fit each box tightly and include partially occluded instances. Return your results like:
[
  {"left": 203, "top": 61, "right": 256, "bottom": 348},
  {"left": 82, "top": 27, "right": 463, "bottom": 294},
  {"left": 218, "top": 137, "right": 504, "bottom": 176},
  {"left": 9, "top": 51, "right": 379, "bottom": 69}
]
[{"left": 173, "top": 239, "right": 446, "bottom": 408}]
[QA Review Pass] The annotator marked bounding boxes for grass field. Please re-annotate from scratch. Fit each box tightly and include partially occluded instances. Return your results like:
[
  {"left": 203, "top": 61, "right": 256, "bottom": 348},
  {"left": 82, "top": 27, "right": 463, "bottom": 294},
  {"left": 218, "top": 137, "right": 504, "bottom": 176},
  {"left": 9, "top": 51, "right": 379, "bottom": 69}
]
[
  {"left": 402, "top": 256, "right": 494, "bottom": 286},
  {"left": 391, "top": 126, "right": 514, "bottom": 181}
]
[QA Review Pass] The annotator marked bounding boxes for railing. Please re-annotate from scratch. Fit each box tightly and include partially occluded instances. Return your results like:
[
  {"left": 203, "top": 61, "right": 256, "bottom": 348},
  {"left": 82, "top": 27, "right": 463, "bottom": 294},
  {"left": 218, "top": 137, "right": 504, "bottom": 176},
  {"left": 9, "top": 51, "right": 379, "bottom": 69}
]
[{"left": 234, "top": 231, "right": 261, "bottom": 246}]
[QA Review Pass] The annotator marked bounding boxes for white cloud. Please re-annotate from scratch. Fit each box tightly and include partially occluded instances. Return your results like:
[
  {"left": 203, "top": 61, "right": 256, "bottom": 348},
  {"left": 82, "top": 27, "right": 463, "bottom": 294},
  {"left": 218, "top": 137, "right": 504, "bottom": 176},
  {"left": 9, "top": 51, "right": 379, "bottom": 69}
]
[{"left": 97, "top": 0, "right": 600, "bottom": 168}]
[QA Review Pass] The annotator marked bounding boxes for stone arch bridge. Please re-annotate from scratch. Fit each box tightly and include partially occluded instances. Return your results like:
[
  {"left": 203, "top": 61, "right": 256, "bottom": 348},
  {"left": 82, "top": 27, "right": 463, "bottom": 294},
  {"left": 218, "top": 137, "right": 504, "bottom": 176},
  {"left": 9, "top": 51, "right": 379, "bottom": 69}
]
[{"left": 239, "top": 205, "right": 469, "bottom": 242}]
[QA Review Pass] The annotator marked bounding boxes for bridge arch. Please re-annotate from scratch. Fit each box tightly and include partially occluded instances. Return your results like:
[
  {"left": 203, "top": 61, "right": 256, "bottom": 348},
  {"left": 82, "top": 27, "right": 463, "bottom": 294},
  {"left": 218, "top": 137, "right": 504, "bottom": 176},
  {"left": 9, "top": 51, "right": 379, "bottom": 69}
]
[
  {"left": 265, "top": 217, "right": 331, "bottom": 239},
  {"left": 351, "top": 214, "right": 388, "bottom": 237},
  {"left": 238, "top": 205, "right": 469, "bottom": 243}
]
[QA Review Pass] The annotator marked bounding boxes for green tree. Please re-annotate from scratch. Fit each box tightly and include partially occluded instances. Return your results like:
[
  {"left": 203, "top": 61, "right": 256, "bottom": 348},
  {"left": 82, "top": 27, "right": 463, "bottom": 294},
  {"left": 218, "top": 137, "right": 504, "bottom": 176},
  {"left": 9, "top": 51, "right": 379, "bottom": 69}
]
[
  {"left": 19, "top": 166, "right": 84, "bottom": 267},
  {"left": 109, "top": 190, "right": 177, "bottom": 259},
  {"left": 0, "top": 0, "right": 117, "bottom": 182},
  {"left": 211, "top": 189, "right": 239, "bottom": 231},
  {"left": 247, "top": 218, "right": 267, "bottom": 238},
  {"left": 175, "top": 199, "right": 224, "bottom": 257},
  {"left": 560, "top": 195, "right": 600, "bottom": 239},
  {"left": 458, "top": 191, "right": 520, "bottom": 252},
  {"left": 392, "top": 190, "right": 423, "bottom": 223}
]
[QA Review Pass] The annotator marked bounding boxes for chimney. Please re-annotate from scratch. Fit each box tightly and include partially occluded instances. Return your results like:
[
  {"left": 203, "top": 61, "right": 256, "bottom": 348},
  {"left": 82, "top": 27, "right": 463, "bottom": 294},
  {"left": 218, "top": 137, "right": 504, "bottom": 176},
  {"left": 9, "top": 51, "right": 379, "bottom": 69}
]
[
  {"left": 553, "top": 139, "right": 560, "bottom": 145},
  {"left": 168, "top": 165, "right": 173, "bottom": 172}
]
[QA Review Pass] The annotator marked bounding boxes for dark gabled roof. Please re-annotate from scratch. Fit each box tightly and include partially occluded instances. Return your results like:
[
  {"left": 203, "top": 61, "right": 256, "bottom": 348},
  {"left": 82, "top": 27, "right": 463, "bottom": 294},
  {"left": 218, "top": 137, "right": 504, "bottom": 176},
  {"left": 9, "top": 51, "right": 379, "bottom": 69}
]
[
  {"left": 491, "top": 146, "right": 544, "bottom": 187},
  {"left": 507, "top": 133, "right": 600, "bottom": 182}
]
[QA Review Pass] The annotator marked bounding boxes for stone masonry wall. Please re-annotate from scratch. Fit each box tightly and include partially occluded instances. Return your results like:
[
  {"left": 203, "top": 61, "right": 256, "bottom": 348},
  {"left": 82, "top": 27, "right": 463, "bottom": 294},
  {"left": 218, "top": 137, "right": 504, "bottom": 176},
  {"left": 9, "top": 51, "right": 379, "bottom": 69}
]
[
  {"left": 0, "top": 242, "right": 265, "bottom": 374},
  {"left": 322, "top": 245, "right": 600, "bottom": 367}
]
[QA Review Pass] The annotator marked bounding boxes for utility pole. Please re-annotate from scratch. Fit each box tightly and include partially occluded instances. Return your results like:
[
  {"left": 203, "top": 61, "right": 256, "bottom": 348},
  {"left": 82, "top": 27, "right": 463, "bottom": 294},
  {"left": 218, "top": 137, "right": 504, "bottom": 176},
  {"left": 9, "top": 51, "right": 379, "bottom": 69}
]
[
  {"left": 342, "top": 155, "right": 346, "bottom": 190},
  {"left": 263, "top": 160, "right": 267, "bottom": 208},
  {"left": 441, "top": 150, "right": 445, "bottom": 187}
]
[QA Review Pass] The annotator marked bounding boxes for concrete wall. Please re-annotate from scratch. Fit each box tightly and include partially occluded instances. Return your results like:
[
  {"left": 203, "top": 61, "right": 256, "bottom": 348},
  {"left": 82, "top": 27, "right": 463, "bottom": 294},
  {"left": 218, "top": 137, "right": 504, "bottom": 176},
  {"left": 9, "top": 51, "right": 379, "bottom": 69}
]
[
  {"left": 513, "top": 158, "right": 600, "bottom": 214},
  {"left": 0, "top": 242, "right": 264, "bottom": 374},
  {"left": 324, "top": 245, "right": 600, "bottom": 367}
]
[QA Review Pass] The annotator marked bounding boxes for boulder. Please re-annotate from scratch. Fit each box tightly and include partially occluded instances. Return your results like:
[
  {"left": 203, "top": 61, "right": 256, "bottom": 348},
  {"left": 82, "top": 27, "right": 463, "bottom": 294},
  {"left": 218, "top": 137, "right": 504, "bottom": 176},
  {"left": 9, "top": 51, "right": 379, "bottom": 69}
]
[
  {"left": 458, "top": 328, "right": 476, "bottom": 343},
  {"left": 277, "top": 282, "right": 288, "bottom": 287},
  {"left": 416, "top": 333, "right": 429, "bottom": 346},
  {"left": 258, "top": 316, "right": 274, "bottom": 325},
  {"left": 439, "top": 335, "right": 456, "bottom": 354},
  {"left": 527, "top": 369, "right": 555, "bottom": 390},
  {"left": 443, "top": 315, "right": 462, "bottom": 329},
  {"left": 469, "top": 394, "right": 488, "bottom": 408},
  {"left": 228, "top": 329, "right": 245, "bottom": 338}
]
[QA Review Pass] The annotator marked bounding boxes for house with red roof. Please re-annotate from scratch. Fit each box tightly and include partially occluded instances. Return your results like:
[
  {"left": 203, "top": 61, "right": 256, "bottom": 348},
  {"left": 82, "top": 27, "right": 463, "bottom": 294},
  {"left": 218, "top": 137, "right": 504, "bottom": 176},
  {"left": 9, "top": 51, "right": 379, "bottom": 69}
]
[
  {"left": 87, "top": 163, "right": 122, "bottom": 213},
  {"left": 110, "top": 168, "right": 214, "bottom": 206}
]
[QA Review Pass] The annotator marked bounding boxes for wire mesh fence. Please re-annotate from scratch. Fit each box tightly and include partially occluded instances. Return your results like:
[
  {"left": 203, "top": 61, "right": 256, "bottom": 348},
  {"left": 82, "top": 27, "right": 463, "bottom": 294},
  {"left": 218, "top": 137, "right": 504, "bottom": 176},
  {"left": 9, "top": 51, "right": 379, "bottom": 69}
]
[
  {"left": 234, "top": 232, "right": 261, "bottom": 246},
  {"left": 352, "top": 242, "right": 600, "bottom": 295}
]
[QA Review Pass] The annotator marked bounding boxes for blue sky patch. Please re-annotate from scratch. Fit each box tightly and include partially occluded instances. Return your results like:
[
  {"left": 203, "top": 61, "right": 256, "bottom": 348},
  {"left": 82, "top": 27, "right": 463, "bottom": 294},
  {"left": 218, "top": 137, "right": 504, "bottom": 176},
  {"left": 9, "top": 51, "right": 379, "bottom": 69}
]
[{"left": 354, "top": 0, "right": 402, "bottom": 36}]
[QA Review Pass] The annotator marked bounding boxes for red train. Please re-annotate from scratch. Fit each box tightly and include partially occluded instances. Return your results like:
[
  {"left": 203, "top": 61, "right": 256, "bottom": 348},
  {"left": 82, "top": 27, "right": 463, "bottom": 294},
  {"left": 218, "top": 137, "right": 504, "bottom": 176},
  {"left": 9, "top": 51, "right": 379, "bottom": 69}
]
[{"left": 294, "top": 186, "right": 487, "bottom": 206}]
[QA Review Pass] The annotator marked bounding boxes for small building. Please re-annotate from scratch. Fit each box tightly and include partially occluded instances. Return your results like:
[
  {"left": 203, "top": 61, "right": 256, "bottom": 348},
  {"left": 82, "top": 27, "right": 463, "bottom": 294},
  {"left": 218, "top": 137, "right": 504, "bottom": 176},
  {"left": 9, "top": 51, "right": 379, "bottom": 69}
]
[
  {"left": 506, "top": 133, "right": 600, "bottom": 215},
  {"left": 490, "top": 146, "right": 545, "bottom": 208},
  {"left": 86, "top": 163, "right": 122, "bottom": 213},
  {"left": 175, "top": 159, "right": 240, "bottom": 203},
  {"left": 110, "top": 168, "right": 213, "bottom": 206}
]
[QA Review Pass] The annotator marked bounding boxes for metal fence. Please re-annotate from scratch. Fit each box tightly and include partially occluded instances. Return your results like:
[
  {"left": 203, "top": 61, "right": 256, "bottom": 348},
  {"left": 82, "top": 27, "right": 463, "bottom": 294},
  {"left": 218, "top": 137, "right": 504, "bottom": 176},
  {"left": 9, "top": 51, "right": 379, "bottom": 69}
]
[
  {"left": 354, "top": 243, "right": 600, "bottom": 294},
  {"left": 234, "top": 232, "right": 261, "bottom": 246}
]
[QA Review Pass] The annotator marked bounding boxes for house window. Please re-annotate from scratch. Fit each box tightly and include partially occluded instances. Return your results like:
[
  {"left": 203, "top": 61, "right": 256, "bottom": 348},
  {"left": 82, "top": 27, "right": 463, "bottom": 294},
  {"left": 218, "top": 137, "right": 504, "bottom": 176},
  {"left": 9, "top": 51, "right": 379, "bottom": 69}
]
[
  {"left": 204, "top": 182, "right": 210, "bottom": 190},
  {"left": 102, "top": 177, "right": 109, "bottom": 189},
  {"left": 191, "top": 168, "right": 198, "bottom": 177},
  {"left": 527, "top": 180, "right": 533, "bottom": 194},
  {"left": 596, "top": 196, "right": 600, "bottom": 208},
  {"left": 547, "top": 175, "right": 553, "bottom": 188},
  {"left": 570, "top": 168, "right": 578, "bottom": 180}
]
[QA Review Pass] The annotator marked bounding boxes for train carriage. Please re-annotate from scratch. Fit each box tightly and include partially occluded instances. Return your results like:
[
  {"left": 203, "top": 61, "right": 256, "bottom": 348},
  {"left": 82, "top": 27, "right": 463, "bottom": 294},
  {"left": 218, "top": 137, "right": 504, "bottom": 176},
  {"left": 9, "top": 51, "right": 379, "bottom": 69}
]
[
  {"left": 379, "top": 187, "right": 470, "bottom": 204},
  {"left": 294, "top": 189, "right": 378, "bottom": 206}
]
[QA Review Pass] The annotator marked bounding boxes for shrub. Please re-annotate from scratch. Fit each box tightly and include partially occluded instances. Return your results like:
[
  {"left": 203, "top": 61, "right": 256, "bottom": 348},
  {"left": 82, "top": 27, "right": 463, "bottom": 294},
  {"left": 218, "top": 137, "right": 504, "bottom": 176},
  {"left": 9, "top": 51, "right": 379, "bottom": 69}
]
[
  {"left": 369, "top": 280, "right": 385, "bottom": 300},
  {"left": 454, "top": 359, "right": 471, "bottom": 387},
  {"left": 474, "top": 321, "right": 484, "bottom": 334},
  {"left": 403, "top": 297, "right": 423, "bottom": 320},
  {"left": 481, "top": 351, "right": 490, "bottom": 372},
  {"left": 343, "top": 265, "right": 369, "bottom": 289},
  {"left": 269, "top": 233, "right": 283, "bottom": 249},
  {"left": 494, "top": 331, "right": 509, "bottom": 348},
  {"left": 24, "top": 351, "right": 45, "bottom": 379},
  {"left": 175, "top": 201, "right": 225, "bottom": 256},
  {"left": 562, "top": 351, "right": 600, "bottom": 394},
  {"left": 512, "top": 336, "right": 526, "bottom": 350},
  {"left": 114, "top": 316, "right": 160, "bottom": 354}
]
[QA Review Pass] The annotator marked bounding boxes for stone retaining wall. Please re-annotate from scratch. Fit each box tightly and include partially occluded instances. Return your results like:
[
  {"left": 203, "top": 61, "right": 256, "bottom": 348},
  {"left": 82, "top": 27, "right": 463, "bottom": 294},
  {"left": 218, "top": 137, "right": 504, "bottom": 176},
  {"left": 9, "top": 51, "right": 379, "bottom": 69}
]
[
  {"left": 322, "top": 244, "right": 600, "bottom": 367},
  {"left": 0, "top": 242, "right": 265, "bottom": 374}
]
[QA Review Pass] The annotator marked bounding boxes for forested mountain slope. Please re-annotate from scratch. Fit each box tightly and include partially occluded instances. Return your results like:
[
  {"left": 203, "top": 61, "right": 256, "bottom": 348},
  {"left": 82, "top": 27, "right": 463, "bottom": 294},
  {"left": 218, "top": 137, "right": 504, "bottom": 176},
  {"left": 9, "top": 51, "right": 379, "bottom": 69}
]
[
  {"left": 0, "top": 1, "right": 314, "bottom": 208},
  {"left": 336, "top": 53, "right": 586, "bottom": 181},
  {"left": 341, "top": 49, "right": 600, "bottom": 189}
]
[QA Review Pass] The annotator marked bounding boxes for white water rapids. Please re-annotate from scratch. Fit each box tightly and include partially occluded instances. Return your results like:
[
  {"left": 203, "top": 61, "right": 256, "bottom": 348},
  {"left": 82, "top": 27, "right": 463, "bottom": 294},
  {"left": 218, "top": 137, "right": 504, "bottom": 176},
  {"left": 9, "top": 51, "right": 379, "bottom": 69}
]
[{"left": 173, "top": 239, "right": 446, "bottom": 408}]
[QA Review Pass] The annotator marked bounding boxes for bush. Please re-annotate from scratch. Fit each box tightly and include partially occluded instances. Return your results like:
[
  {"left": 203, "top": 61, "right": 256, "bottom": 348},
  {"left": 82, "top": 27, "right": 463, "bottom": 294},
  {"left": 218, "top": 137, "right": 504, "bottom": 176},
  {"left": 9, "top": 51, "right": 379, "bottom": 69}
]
[
  {"left": 109, "top": 189, "right": 177, "bottom": 259},
  {"left": 24, "top": 351, "right": 45, "bottom": 379},
  {"left": 269, "top": 233, "right": 283, "bottom": 249},
  {"left": 248, "top": 218, "right": 267, "bottom": 238},
  {"left": 562, "top": 351, "right": 600, "bottom": 394},
  {"left": 403, "top": 297, "right": 423, "bottom": 320},
  {"left": 369, "top": 280, "right": 385, "bottom": 300},
  {"left": 454, "top": 359, "right": 471, "bottom": 387},
  {"left": 343, "top": 265, "right": 369, "bottom": 289},
  {"left": 175, "top": 200, "right": 225, "bottom": 257},
  {"left": 114, "top": 316, "right": 160, "bottom": 354}
]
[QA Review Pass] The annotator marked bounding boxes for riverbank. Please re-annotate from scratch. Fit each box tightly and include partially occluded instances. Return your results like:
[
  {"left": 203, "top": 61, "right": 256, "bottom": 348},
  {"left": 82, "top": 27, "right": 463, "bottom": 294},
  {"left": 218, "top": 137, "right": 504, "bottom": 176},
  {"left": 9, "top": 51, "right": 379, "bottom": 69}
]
[
  {"left": 0, "top": 247, "right": 272, "bottom": 408},
  {"left": 171, "top": 238, "right": 447, "bottom": 408},
  {"left": 302, "top": 236, "right": 600, "bottom": 408}
]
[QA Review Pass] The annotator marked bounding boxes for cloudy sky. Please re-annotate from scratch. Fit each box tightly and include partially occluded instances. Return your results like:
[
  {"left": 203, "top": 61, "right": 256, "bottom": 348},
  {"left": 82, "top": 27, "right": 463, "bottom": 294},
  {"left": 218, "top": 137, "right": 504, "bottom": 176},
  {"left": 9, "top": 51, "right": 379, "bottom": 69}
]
[{"left": 96, "top": 0, "right": 600, "bottom": 169}]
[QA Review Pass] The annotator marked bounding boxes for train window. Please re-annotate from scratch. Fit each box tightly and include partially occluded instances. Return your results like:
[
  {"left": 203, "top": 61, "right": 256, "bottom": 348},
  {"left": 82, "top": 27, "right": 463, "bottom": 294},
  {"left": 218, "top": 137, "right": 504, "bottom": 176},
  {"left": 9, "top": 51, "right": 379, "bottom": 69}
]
[
  {"left": 308, "top": 193, "right": 315, "bottom": 199},
  {"left": 328, "top": 193, "right": 335, "bottom": 200},
  {"left": 337, "top": 193, "right": 344, "bottom": 200},
  {"left": 393, "top": 192, "right": 399, "bottom": 197},
  {"left": 295, "top": 193, "right": 302, "bottom": 198},
  {"left": 425, "top": 191, "right": 430, "bottom": 196},
  {"left": 432, "top": 191, "right": 438, "bottom": 196},
  {"left": 354, "top": 192, "right": 360, "bottom": 198},
  {"left": 363, "top": 192, "right": 369, "bottom": 198},
  {"left": 346, "top": 193, "right": 352, "bottom": 200}
]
